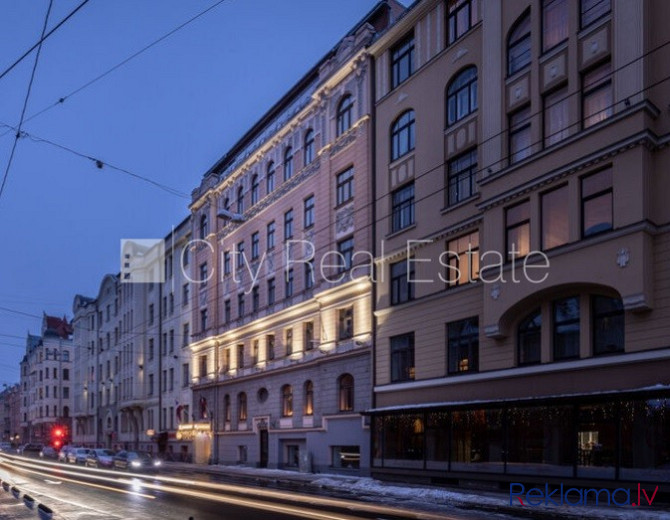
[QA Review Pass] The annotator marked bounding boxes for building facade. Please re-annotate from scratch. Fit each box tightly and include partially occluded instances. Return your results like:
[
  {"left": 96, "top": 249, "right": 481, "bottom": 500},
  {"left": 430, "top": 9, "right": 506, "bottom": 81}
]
[
  {"left": 368, "top": 0, "right": 670, "bottom": 490},
  {"left": 19, "top": 315, "right": 74, "bottom": 444},
  {"left": 0, "top": 383, "right": 21, "bottom": 446},
  {"left": 187, "top": 1, "right": 405, "bottom": 473}
]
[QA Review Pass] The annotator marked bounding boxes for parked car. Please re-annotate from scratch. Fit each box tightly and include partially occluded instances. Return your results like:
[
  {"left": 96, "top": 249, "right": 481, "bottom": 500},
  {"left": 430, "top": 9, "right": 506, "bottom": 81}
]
[
  {"left": 85, "top": 449, "right": 116, "bottom": 468},
  {"left": 113, "top": 451, "right": 161, "bottom": 472},
  {"left": 58, "top": 445, "right": 76, "bottom": 463},
  {"left": 18, "top": 443, "right": 43, "bottom": 455},
  {"left": 39, "top": 446, "right": 58, "bottom": 459},
  {"left": 0, "top": 442, "right": 13, "bottom": 452},
  {"left": 67, "top": 447, "right": 91, "bottom": 464}
]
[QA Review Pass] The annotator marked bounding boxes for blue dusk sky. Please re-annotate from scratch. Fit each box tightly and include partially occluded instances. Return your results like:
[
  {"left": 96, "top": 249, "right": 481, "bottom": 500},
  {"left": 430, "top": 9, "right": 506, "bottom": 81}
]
[{"left": 0, "top": 0, "right": 408, "bottom": 384}]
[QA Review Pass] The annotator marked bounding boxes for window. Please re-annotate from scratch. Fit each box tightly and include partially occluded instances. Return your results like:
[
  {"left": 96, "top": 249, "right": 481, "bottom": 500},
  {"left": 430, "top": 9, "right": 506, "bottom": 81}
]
[
  {"left": 148, "top": 373, "right": 155, "bottom": 394},
  {"left": 284, "top": 209, "right": 293, "bottom": 240},
  {"left": 169, "top": 368, "right": 174, "bottom": 391},
  {"left": 237, "top": 344, "right": 244, "bottom": 368},
  {"left": 200, "top": 308, "right": 208, "bottom": 331},
  {"left": 266, "top": 162, "right": 275, "bottom": 193},
  {"left": 304, "top": 322, "right": 314, "bottom": 351},
  {"left": 338, "top": 307, "right": 354, "bottom": 340},
  {"left": 304, "top": 381, "right": 314, "bottom": 415},
  {"left": 304, "top": 195, "right": 314, "bottom": 228},
  {"left": 518, "top": 309, "right": 542, "bottom": 365},
  {"left": 252, "top": 286, "right": 259, "bottom": 313},
  {"left": 267, "top": 221, "right": 275, "bottom": 249},
  {"left": 223, "top": 196, "right": 230, "bottom": 212},
  {"left": 447, "top": 67, "right": 477, "bottom": 126},
  {"left": 592, "top": 296, "right": 624, "bottom": 355},
  {"left": 252, "top": 340, "right": 259, "bottom": 364},
  {"left": 337, "top": 237, "right": 354, "bottom": 272},
  {"left": 169, "top": 329, "right": 175, "bottom": 353},
  {"left": 509, "top": 106, "right": 531, "bottom": 163},
  {"left": 251, "top": 174, "right": 259, "bottom": 205},
  {"left": 583, "top": 61, "right": 612, "bottom": 128},
  {"left": 183, "top": 323, "right": 189, "bottom": 347},
  {"left": 223, "top": 251, "right": 231, "bottom": 276},
  {"left": 338, "top": 374, "right": 354, "bottom": 412},
  {"left": 283, "top": 146, "right": 293, "bottom": 181},
  {"left": 199, "top": 262, "right": 208, "bottom": 282},
  {"left": 236, "top": 241, "right": 245, "bottom": 269},
  {"left": 148, "top": 338, "right": 154, "bottom": 360},
  {"left": 199, "top": 355, "right": 207, "bottom": 377},
  {"left": 446, "top": 231, "right": 480, "bottom": 286},
  {"left": 251, "top": 232, "right": 259, "bottom": 260},
  {"left": 391, "top": 110, "right": 415, "bottom": 161},
  {"left": 285, "top": 268, "right": 294, "bottom": 298},
  {"left": 238, "top": 392, "right": 247, "bottom": 421},
  {"left": 304, "top": 129, "right": 315, "bottom": 164},
  {"left": 285, "top": 328, "right": 293, "bottom": 355},
  {"left": 238, "top": 292, "right": 245, "bottom": 318},
  {"left": 581, "top": 168, "right": 613, "bottom": 237},
  {"left": 266, "top": 335, "right": 275, "bottom": 361},
  {"left": 553, "top": 296, "right": 580, "bottom": 360},
  {"left": 336, "top": 167, "right": 354, "bottom": 205},
  {"left": 224, "top": 299, "right": 231, "bottom": 323},
  {"left": 281, "top": 385, "right": 293, "bottom": 417},
  {"left": 580, "top": 0, "right": 610, "bottom": 28},
  {"left": 304, "top": 259, "right": 315, "bottom": 290},
  {"left": 224, "top": 394, "right": 231, "bottom": 423},
  {"left": 182, "top": 363, "right": 189, "bottom": 387},
  {"left": 267, "top": 278, "right": 275, "bottom": 305},
  {"left": 506, "top": 200, "right": 530, "bottom": 260},
  {"left": 182, "top": 283, "right": 189, "bottom": 307},
  {"left": 391, "top": 33, "right": 414, "bottom": 88},
  {"left": 391, "top": 333, "right": 415, "bottom": 382},
  {"left": 544, "top": 86, "right": 570, "bottom": 146},
  {"left": 543, "top": 0, "right": 568, "bottom": 52},
  {"left": 199, "top": 214, "right": 208, "bottom": 239},
  {"left": 447, "top": 0, "right": 477, "bottom": 44},
  {"left": 336, "top": 95, "right": 353, "bottom": 136},
  {"left": 236, "top": 185, "right": 244, "bottom": 214},
  {"left": 541, "top": 185, "right": 569, "bottom": 249},
  {"left": 182, "top": 244, "right": 189, "bottom": 266},
  {"left": 390, "top": 259, "right": 414, "bottom": 305},
  {"left": 223, "top": 349, "right": 230, "bottom": 372},
  {"left": 391, "top": 182, "right": 415, "bottom": 232},
  {"left": 446, "top": 149, "right": 477, "bottom": 205},
  {"left": 508, "top": 11, "right": 531, "bottom": 75},
  {"left": 447, "top": 317, "right": 479, "bottom": 373},
  {"left": 149, "top": 303, "right": 154, "bottom": 325}
]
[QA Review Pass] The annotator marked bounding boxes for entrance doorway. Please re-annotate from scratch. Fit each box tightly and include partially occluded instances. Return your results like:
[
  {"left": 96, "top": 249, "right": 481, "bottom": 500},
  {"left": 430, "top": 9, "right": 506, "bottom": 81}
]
[{"left": 259, "top": 429, "right": 268, "bottom": 468}]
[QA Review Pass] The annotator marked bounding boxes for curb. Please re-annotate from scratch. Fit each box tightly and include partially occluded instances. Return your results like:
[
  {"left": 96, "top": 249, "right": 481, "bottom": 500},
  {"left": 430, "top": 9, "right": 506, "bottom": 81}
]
[{"left": 0, "top": 477, "right": 55, "bottom": 519}]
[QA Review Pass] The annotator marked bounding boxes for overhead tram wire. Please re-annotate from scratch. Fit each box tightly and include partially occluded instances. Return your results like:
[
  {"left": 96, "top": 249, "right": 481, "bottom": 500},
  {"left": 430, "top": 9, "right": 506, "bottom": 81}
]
[{"left": 0, "top": 0, "right": 54, "bottom": 205}]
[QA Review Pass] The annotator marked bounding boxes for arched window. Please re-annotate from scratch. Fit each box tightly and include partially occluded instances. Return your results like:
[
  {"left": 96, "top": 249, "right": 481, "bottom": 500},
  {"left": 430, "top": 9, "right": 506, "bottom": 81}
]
[
  {"left": 338, "top": 374, "right": 354, "bottom": 412},
  {"left": 447, "top": 66, "right": 477, "bottom": 126},
  {"left": 251, "top": 174, "right": 259, "bottom": 205},
  {"left": 518, "top": 309, "right": 541, "bottom": 365},
  {"left": 304, "top": 129, "right": 315, "bottom": 165},
  {"left": 238, "top": 392, "right": 247, "bottom": 421},
  {"left": 508, "top": 11, "right": 531, "bottom": 75},
  {"left": 303, "top": 380, "right": 314, "bottom": 416},
  {"left": 281, "top": 384, "right": 293, "bottom": 417},
  {"left": 391, "top": 110, "right": 415, "bottom": 161},
  {"left": 224, "top": 394, "right": 231, "bottom": 423},
  {"left": 266, "top": 162, "right": 275, "bottom": 193},
  {"left": 199, "top": 214, "right": 208, "bottom": 239},
  {"left": 336, "top": 95, "right": 354, "bottom": 136},
  {"left": 223, "top": 196, "right": 230, "bottom": 212},
  {"left": 283, "top": 147, "right": 293, "bottom": 181},
  {"left": 236, "top": 186, "right": 244, "bottom": 214}
]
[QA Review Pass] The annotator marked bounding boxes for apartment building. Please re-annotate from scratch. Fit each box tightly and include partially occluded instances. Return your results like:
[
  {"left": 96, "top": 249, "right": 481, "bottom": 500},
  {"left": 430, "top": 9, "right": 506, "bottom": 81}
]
[
  {"left": 187, "top": 1, "right": 405, "bottom": 472},
  {"left": 368, "top": 0, "right": 670, "bottom": 489},
  {"left": 0, "top": 383, "right": 21, "bottom": 446},
  {"left": 19, "top": 314, "right": 74, "bottom": 444}
]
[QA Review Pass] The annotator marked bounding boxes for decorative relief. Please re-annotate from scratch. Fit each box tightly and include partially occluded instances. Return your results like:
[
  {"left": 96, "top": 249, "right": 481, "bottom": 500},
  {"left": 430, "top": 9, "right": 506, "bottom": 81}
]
[
  {"left": 335, "top": 204, "right": 355, "bottom": 237},
  {"left": 490, "top": 284, "right": 501, "bottom": 301},
  {"left": 617, "top": 248, "right": 630, "bottom": 268}
]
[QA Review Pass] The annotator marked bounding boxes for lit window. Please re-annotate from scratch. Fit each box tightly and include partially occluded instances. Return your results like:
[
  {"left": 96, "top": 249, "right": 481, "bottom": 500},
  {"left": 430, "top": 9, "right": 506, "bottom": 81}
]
[
  {"left": 338, "top": 307, "right": 354, "bottom": 340},
  {"left": 542, "top": 0, "right": 568, "bottom": 52},
  {"left": 446, "top": 231, "right": 479, "bottom": 286},
  {"left": 391, "top": 110, "right": 415, "bottom": 161},
  {"left": 390, "top": 33, "right": 414, "bottom": 88},
  {"left": 281, "top": 385, "right": 293, "bottom": 417},
  {"left": 447, "top": 317, "right": 479, "bottom": 374},
  {"left": 447, "top": 67, "right": 477, "bottom": 126},
  {"left": 506, "top": 200, "right": 530, "bottom": 260},
  {"left": 541, "top": 185, "right": 569, "bottom": 249},
  {"left": 336, "top": 95, "right": 354, "bottom": 136},
  {"left": 581, "top": 168, "right": 613, "bottom": 237},
  {"left": 238, "top": 392, "right": 247, "bottom": 421},
  {"left": 508, "top": 11, "right": 531, "bottom": 75},
  {"left": 304, "top": 381, "right": 314, "bottom": 416}
]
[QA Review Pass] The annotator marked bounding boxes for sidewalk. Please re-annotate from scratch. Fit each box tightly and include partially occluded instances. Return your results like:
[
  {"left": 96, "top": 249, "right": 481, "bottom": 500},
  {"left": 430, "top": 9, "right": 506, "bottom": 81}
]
[{"left": 161, "top": 461, "right": 669, "bottom": 519}]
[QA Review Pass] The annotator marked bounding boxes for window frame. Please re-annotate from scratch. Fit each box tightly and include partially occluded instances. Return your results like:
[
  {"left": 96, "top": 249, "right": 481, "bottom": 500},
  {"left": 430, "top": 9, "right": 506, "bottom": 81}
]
[
  {"left": 592, "top": 295, "right": 624, "bottom": 355},
  {"left": 446, "top": 148, "right": 477, "bottom": 206},
  {"left": 283, "top": 146, "right": 293, "bottom": 181},
  {"left": 580, "top": 0, "right": 611, "bottom": 29},
  {"left": 390, "top": 332, "right": 415, "bottom": 382},
  {"left": 251, "top": 174, "right": 259, "bottom": 205},
  {"left": 553, "top": 296, "right": 581, "bottom": 361},
  {"left": 337, "top": 236, "right": 354, "bottom": 273},
  {"left": 303, "top": 195, "right": 315, "bottom": 229},
  {"left": 509, "top": 105, "right": 532, "bottom": 164},
  {"left": 391, "top": 109, "right": 416, "bottom": 161},
  {"left": 336, "top": 167, "right": 354, "bottom": 206},
  {"left": 281, "top": 384, "right": 293, "bottom": 417},
  {"left": 390, "top": 258, "right": 414, "bottom": 305},
  {"left": 542, "top": 0, "right": 569, "bottom": 53},
  {"left": 447, "top": 0, "right": 477, "bottom": 45},
  {"left": 582, "top": 60, "right": 613, "bottom": 129},
  {"left": 391, "top": 181, "right": 415, "bottom": 232},
  {"left": 266, "top": 162, "right": 275, "bottom": 193},
  {"left": 581, "top": 168, "right": 613, "bottom": 238},
  {"left": 505, "top": 200, "right": 531, "bottom": 261},
  {"left": 446, "top": 66, "right": 478, "bottom": 126},
  {"left": 447, "top": 317, "right": 479, "bottom": 374},
  {"left": 304, "top": 129, "right": 315, "bottom": 165},
  {"left": 336, "top": 95, "right": 354, "bottom": 136},
  {"left": 390, "top": 32, "right": 414, "bottom": 89},
  {"left": 507, "top": 10, "right": 531, "bottom": 76},
  {"left": 517, "top": 309, "right": 542, "bottom": 366},
  {"left": 338, "top": 374, "right": 354, "bottom": 412},
  {"left": 284, "top": 209, "right": 294, "bottom": 241}
]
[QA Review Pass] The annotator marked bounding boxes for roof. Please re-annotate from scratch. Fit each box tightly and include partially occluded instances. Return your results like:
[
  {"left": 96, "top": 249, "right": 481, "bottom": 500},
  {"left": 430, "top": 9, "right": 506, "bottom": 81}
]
[{"left": 42, "top": 314, "right": 73, "bottom": 339}]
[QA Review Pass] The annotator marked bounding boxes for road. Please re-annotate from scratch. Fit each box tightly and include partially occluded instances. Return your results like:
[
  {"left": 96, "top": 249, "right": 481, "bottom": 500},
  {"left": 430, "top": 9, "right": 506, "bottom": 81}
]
[{"left": 0, "top": 454, "right": 505, "bottom": 520}]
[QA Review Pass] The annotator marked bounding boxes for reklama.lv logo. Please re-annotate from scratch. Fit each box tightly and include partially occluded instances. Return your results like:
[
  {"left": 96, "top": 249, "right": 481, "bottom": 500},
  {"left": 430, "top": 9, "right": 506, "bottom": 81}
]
[{"left": 510, "top": 483, "right": 659, "bottom": 507}]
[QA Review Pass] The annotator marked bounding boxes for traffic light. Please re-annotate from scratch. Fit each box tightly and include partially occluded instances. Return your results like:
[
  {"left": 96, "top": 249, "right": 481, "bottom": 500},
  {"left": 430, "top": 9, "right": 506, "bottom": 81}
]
[{"left": 51, "top": 425, "right": 66, "bottom": 449}]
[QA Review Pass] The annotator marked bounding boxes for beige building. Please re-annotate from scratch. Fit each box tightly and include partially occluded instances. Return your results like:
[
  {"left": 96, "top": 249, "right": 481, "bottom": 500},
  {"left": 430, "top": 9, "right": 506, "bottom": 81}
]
[{"left": 368, "top": 0, "right": 670, "bottom": 489}]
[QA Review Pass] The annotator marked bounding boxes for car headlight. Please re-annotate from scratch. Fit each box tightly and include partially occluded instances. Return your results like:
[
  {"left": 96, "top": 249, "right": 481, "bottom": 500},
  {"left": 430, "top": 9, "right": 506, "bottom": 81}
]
[
  {"left": 153, "top": 460, "right": 161, "bottom": 466},
  {"left": 130, "top": 461, "right": 142, "bottom": 467}
]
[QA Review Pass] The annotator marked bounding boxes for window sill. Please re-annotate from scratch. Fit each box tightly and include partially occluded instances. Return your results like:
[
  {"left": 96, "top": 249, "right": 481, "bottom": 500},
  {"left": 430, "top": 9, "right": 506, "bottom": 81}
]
[
  {"left": 441, "top": 193, "right": 480, "bottom": 214},
  {"left": 539, "top": 39, "right": 568, "bottom": 62},
  {"left": 386, "top": 223, "right": 416, "bottom": 240},
  {"left": 578, "top": 14, "right": 611, "bottom": 38},
  {"left": 389, "top": 151, "right": 415, "bottom": 169},
  {"left": 505, "top": 66, "right": 530, "bottom": 85}
]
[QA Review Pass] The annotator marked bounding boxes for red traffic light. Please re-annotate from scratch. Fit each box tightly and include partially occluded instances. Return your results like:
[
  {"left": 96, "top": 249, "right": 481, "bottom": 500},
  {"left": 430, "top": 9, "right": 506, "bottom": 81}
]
[
  {"left": 53, "top": 439, "right": 62, "bottom": 449},
  {"left": 53, "top": 428, "right": 63, "bottom": 438}
]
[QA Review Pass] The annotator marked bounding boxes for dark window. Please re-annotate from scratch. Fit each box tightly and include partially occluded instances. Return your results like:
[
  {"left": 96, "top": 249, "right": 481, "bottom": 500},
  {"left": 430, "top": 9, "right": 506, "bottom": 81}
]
[
  {"left": 200, "top": 308, "right": 208, "bottom": 331},
  {"left": 338, "top": 374, "right": 354, "bottom": 412},
  {"left": 266, "top": 162, "right": 275, "bottom": 193},
  {"left": 267, "top": 221, "right": 275, "bottom": 249},
  {"left": 267, "top": 278, "right": 275, "bottom": 305},
  {"left": 199, "top": 213, "right": 208, "bottom": 239},
  {"left": 285, "top": 328, "right": 293, "bottom": 355},
  {"left": 553, "top": 296, "right": 580, "bottom": 360},
  {"left": 284, "top": 209, "right": 293, "bottom": 240},
  {"left": 304, "top": 259, "right": 314, "bottom": 290},
  {"left": 544, "top": 86, "right": 570, "bottom": 146},
  {"left": 506, "top": 200, "right": 530, "bottom": 260},
  {"left": 390, "top": 259, "right": 414, "bottom": 305},
  {"left": 541, "top": 185, "right": 569, "bottom": 249},
  {"left": 285, "top": 268, "right": 294, "bottom": 298},
  {"left": 391, "top": 182, "right": 415, "bottom": 232},
  {"left": 509, "top": 105, "right": 531, "bottom": 163},
  {"left": 284, "top": 147, "right": 293, "bottom": 181},
  {"left": 303, "top": 381, "right": 314, "bottom": 416},
  {"left": 508, "top": 11, "right": 531, "bottom": 75},
  {"left": 447, "top": 66, "right": 477, "bottom": 126},
  {"left": 446, "top": 149, "right": 477, "bottom": 205},
  {"left": 252, "top": 340, "right": 259, "bottom": 365},
  {"left": 252, "top": 286, "right": 259, "bottom": 313},
  {"left": 182, "top": 283, "right": 189, "bottom": 307},
  {"left": 281, "top": 384, "right": 293, "bottom": 417},
  {"left": 223, "top": 196, "right": 230, "bottom": 212},
  {"left": 238, "top": 392, "right": 247, "bottom": 421},
  {"left": 580, "top": 0, "right": 610, "bottom": 28},
  {"left": 391, "top": 110, "right": 415, "bottom": 161},
  {"left": 237, "top": 292, "right": 245, "bottom": 318},
  {"left": 336, "top": 167, "right": 354, "bottom": 205},
  {"left": 266, "top": 335, "right": 275, "bottom": 360},
  {"left": 251, "top": 174, "right": 259, "bottom": 205},
  {"left": 251, "top": 232, "right": 260, "bottom": 260},
  {"left": 582, "top": 61, "right": 613, "bottom": 128},
  {"left": 447, "top": 0, "right": 477, "bottom": 44},
  {"left": 391, "top": 333, "right": 415, "bottom": 382},
  {"left": 592, "top": 295, "right": 624, "bottom": 355},
  {"left": 236, "top": 186, "right": 244, "bottom": 214},
  {"left": 223, "top": 251, "right": 231, "bottom": 275},
  {"left": 543, "top": 0, "right": 568, "bottom": 52},
  {"left": 336, "top": 95, "right": 354, "bottom": 136},
  {"left": 236, "top": 241, "right": 245, "bottom": 269},
  {"left": 338, "top": 307, "right": 354, "bottom": 340},
  {"left": 304, "top": 195, "right": 314, "bottom": 228},
  {"left": 224, "top": 394, "right": 231, "bottom": 422},
  {"left": 224, "top": 299, "right": 231, "bottom": 323},
  {"left": 582, "top": 168, "right": 613, "bottom": 237},
  {"left": 337, "top": 237, "right": 354, "bottom": 272},
  {"left": 518, "top": 309, "right": 542, "bottom": 365},
  {"left": 446, "top": 231, "right": 480, "bottom": 286},
  {"left": 391, "top": 33, "right": 414, "bottom": 88},
  {"left": 304, "top": 322, "right": 314, "bottom": 351},
  {"left": 304, "top": 129, "right": 315, "bottom": 164},
  {"left": 199, "top": 262, "right": 208, "bottom": 282},
  {"left": 237, "top": 344, "right": 244, "bottom": 369},
  {"left": 447, "top": 317, "right": 479, "bottom": 374}
]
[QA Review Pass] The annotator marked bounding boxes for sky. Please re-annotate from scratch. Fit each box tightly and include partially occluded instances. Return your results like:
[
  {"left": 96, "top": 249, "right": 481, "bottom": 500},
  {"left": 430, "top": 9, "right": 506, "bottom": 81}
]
[{"left": 0, "top": 0, "right": 409, "bottom": 385}]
